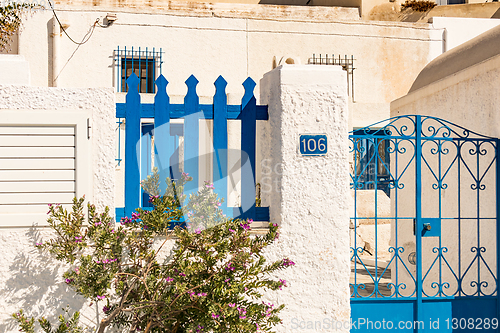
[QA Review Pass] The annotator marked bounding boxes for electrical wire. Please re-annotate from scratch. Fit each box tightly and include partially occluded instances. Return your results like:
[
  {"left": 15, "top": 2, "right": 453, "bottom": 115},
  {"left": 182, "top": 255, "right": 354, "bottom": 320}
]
[
  {"left": 47, "top": 0, "right": 100, "bottom": 45},
  {"left": 53, "top": 14, "right": 101, "bottom": 82}
]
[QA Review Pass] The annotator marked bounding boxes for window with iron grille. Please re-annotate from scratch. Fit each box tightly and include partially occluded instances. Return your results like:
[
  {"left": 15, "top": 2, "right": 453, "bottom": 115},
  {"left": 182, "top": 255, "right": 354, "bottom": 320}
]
[
  {"left": 114, "top": 47, "right": 163, "bottom": 93},
  {"left": 353, "top": 129, "right": 391, "bottom": 197}
]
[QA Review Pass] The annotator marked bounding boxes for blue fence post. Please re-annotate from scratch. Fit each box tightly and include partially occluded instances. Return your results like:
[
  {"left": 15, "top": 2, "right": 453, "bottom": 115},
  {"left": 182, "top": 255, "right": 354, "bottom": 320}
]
[
  {"left": 239, "top": 77, "right": 257, "bottom": 220},
  {"left": 184, "top": 75, "right": 200, "bottom": 199},
  {"left": 213, "top": 76, "right": 228, "bottom": 217},
  {"left": 154, "top": 75, "right": 171, "bottom": 195},
  {"left": 125, "top": 73, "right": 141, "bottom": 217}
]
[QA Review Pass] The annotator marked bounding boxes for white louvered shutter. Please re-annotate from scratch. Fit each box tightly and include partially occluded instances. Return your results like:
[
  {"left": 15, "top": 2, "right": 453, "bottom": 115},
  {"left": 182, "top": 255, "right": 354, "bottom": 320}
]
[{"left": 0, "top": 111, "right": 90, "bottom": 226}]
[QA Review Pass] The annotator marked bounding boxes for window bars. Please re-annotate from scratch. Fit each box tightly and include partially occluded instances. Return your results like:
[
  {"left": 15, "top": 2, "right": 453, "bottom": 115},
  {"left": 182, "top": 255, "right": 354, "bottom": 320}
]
[
  {"left": 114, "top": 47, "right": 164, "bottom": 94},
  {"left": 308, "top": 54, "right": 355, "bottom": 101}
]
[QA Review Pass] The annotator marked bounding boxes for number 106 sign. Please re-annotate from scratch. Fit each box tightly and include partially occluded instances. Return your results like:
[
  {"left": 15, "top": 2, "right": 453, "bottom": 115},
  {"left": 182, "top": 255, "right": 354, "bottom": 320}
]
[{"left": 299, "top": 134, "right": 328, "bottom": 156}]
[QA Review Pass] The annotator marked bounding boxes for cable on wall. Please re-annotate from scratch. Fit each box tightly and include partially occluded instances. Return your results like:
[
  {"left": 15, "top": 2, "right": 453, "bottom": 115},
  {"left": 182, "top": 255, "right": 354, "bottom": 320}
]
[{"left": 47, "top": 0, "right": 100, "bottom": 45}]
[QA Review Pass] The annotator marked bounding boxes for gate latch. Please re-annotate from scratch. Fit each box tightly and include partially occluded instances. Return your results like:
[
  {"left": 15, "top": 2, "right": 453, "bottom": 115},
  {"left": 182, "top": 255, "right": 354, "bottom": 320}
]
[{"left": 413, "top": 218, "right": 441, "bottom": 237}]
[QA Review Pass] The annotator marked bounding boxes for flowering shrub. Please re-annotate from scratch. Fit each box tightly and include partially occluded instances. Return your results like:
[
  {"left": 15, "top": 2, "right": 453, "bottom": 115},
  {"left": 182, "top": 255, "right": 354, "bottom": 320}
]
[
  {"left": 14, "top": 174, "right": 294, "bottom": 333},
  {"left": 13, "top": 307, "right": 84, "bottom": 333}
]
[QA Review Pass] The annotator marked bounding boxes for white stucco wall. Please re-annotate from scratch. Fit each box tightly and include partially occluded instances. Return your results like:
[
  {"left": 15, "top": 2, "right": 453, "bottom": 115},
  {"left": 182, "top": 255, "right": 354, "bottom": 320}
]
[
  {"left": 18, "top": 1, "right": 443, "bottom": 129},
  {"left": 0, "top": 55, "right": 30, "bottom": 85},
  {"left": 391, "top": 52, "right": 500, "bottom": 138},
  {"left": 259, "top": 65, "right": 350, "bottom": 332},
  {"left": 0, "top": 85, "right": 115, "bottom": 331},
  {"left": 431, "top": 17, "right": 500, "bottom": 53}
]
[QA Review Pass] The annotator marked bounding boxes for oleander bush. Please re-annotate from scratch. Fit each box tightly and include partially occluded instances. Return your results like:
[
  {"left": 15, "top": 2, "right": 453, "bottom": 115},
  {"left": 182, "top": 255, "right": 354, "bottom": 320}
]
[{"left": 14, "top": 173, "right": 293, "bottom": 333}]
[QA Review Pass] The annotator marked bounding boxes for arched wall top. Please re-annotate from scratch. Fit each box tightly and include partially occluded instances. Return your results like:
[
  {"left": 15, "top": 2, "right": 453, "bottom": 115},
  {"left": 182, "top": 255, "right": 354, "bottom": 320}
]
[{"left": 409, "top": 25, "right": 500, "bottom": 94}]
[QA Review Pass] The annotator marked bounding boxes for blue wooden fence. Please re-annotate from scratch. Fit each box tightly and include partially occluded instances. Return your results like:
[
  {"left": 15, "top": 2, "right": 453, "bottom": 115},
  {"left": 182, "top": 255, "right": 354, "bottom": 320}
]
[{"left": 115, "top": 73, "right": 269, "bottom": 223}]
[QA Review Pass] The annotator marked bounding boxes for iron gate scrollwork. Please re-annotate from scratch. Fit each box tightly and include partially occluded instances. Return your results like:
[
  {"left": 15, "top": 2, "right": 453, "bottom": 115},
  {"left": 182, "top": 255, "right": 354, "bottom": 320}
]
[{"left": 349, "top": 115, "right": 500, "bottom": 332}]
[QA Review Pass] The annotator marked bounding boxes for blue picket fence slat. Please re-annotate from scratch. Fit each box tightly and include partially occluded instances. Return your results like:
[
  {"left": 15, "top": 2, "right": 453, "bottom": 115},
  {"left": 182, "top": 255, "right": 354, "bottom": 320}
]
[
  {"left": 153, "top": 75, "right": 171, "bottom": 196},
  {"left": 116, "top": 73, "right": 269, "bottom": 223},
  {"left": 213, "top": 76, "right": 229, "bottom": 217},
  {"left": 239, "top": 78, "right": 257, "bottom": 219},
  {"left": 124, "top": 74, "right": 141, "bottom": 217},
  {"left": 183, "top": 75, "right": 200, "bottom": 199}
]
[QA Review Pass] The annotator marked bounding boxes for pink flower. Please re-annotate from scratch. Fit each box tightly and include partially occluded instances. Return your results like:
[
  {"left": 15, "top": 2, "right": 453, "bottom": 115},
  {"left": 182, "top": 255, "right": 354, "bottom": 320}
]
[
  {"left": 97, "top": 295, "right": 105, "bottom": 300},
  {"left": 228, "top": 303, "right": 236, "bottom": 307},
  {"left": 239, "top": 222, "right": 251, "bottom": 230},
  {"left": 279, "top": 279, "right": 287, "bottom": 290},
  {"left": 165, "top": 277, "right": 174, "bottom": 282},
  {"left": 237, "top": 307, "right": 247, "bottom": 319},
  {"left": 179, "top": 272, "right": 186, "bottom": 277},
  {"left": 211, "top": 313, "right": 219, "bottom": 319},
  {"left": 229, "top": 228, "right": 235, "bottom": 233},
  {"left": 217, "top": 202, "right": 222, "bottom": 206},
  {"left": 195, "top": 229, "right": 202, "bottom": 234},
  {"left": 206, "top": 183, "right": 214, "bottom": 189},
  {"left": 283, "top": 259, "right": 295, "bottom": 267},
  {"left": 197, "top": 292, "right": 207, "bottom": 297}
]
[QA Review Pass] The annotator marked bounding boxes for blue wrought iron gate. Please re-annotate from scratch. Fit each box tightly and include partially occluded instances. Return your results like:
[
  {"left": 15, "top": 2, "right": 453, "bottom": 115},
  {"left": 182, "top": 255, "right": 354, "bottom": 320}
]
[{"left": 350, "top": 116, "right": 500, "bottom": 332}]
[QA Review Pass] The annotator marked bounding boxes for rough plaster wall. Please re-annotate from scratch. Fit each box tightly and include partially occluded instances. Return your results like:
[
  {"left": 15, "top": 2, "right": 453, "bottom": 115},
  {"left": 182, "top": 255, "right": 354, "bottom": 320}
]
[
  {"left": 260, "top": 65, "right": 350, "bottom": 332},
  {"left": 0, "top": 85, "right": 115, "bottom": 331}
]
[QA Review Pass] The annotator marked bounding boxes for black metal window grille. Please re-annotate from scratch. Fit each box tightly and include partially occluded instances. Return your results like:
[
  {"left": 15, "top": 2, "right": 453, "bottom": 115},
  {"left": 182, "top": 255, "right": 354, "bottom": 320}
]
[
  {"left": 115, "top": 47, "right": 163, "bottom": 93},
  {"left": 308, "top": 54, "right": 355, "bottom": 101}
]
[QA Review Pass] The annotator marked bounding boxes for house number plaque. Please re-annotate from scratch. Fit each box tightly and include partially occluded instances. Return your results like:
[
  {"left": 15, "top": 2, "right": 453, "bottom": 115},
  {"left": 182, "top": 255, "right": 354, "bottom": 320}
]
[{"left": 299, "top": 134, "right": 327, "bottom": 156}]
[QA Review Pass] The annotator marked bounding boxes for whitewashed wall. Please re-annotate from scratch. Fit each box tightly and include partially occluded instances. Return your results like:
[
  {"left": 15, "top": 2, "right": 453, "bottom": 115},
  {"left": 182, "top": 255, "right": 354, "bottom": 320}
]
[
  {"left": 431, "top": 17, "right": 500, "bottom": 53},
  {"left": 259, "top": 65, "right": 350, "bottom": 332},
  {"left": 18, "top": 0, "right": 443, "bottom": 129},
  {"left": 0, "top": 85, "right": 115, "bottom": 331}
]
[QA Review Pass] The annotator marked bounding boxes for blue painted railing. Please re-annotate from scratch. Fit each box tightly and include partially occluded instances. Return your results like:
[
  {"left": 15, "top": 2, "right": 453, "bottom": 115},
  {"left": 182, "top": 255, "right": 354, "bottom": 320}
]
[{"left": 115, "top": 73, "right": 269, "bottom": 222}]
